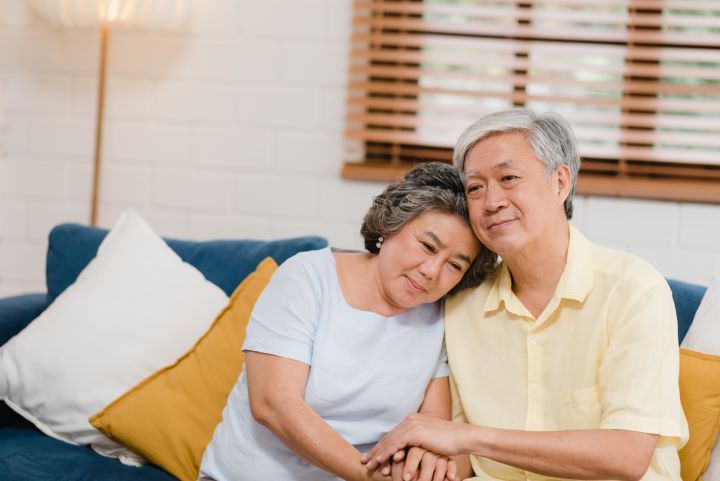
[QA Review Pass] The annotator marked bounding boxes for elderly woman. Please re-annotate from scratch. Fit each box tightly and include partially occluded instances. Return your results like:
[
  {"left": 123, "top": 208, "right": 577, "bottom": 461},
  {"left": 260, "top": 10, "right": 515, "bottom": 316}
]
[{"left": 198, "top": 162, "right": 496, "bottom": 481}]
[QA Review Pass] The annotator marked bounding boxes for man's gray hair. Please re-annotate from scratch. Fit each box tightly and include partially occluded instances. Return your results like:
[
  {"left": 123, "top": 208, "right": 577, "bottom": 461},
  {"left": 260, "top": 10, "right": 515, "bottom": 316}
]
[
  {"left": 452, "top": 108, "right": 580, "bottom": 219},
  {"left": 361, "top": 162, "right": 497, "bottom": 295}
]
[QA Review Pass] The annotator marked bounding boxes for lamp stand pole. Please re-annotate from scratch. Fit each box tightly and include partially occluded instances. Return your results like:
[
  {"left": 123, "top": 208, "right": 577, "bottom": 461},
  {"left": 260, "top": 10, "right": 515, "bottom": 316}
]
[{"left": 90, "top": 20, "right": 110, "bottom": 227}]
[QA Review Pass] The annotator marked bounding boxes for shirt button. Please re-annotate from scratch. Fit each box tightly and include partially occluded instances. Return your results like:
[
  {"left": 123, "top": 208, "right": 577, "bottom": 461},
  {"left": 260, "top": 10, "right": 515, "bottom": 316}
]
[{"left": 530, "top": 383, "right": 541, "bottom": 394}]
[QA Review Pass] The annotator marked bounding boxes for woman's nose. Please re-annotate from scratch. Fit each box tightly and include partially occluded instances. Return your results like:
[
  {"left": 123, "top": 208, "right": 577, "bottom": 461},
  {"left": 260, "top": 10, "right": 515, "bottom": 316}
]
[{"left": 418, "top": 257, "right": 442, "bottom": 279}]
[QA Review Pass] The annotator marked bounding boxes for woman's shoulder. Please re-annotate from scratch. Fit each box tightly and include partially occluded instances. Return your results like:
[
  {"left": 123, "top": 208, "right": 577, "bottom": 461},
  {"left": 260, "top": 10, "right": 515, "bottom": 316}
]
[
  {"left": 284, "top": 245, "right": 332, "bottom": 266},
  {"left": 274, "top": 246, "right": 336, "bottom": 285},
  {"left": 251, "top": 247, "right": 334, "bottom": 314}
]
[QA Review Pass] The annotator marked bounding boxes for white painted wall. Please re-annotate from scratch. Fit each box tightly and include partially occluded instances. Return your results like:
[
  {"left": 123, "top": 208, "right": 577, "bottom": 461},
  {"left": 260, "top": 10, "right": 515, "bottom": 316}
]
[{"left": 0, "top": 0, "right": 718, "bottom": 297}]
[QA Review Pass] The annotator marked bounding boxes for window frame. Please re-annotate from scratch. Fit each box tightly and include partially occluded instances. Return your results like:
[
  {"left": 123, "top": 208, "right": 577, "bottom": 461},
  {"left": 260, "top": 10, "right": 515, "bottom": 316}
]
[{"left": 343, "top": 0, "right": 720, "bottom": 204}]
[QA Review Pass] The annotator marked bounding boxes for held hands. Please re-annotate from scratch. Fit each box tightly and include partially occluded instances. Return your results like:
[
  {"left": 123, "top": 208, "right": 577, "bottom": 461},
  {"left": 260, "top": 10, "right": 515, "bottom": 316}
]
[
  {"left": 367, "top": 447, "right": 456, "bottom": 481},
  {"left": 383, "top": 447, "right": 457, "bottom": 481},
  {"left": 363, "top": 414, "right": 467, "bottom": 480}
]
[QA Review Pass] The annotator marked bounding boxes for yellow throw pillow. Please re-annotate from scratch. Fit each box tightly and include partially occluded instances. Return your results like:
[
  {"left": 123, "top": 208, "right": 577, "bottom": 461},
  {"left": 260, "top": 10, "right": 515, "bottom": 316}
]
[
  {"left": 90, "top": 257, "right": 278, "bottom": 481},
  {"left": 679, "top": 348, "right": 720, "bottom": 481}
]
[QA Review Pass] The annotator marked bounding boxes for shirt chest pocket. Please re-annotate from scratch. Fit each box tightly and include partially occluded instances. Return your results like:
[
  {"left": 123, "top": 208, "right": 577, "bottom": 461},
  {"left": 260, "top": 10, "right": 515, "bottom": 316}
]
[{"left": 560, "top": 385, "right": 602, "bottom": 430}]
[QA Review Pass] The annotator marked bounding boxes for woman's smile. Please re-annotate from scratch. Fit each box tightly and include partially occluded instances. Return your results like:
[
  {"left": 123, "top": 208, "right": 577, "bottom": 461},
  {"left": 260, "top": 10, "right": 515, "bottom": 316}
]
[{"left": 405, "top": 275, "right": 427, "bottom": 293}]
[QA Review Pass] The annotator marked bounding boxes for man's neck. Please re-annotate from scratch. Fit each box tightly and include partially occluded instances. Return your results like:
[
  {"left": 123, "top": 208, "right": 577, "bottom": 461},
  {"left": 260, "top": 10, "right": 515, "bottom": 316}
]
[{"left": 504, "top": 223, "right": 571, "bottom": 319}]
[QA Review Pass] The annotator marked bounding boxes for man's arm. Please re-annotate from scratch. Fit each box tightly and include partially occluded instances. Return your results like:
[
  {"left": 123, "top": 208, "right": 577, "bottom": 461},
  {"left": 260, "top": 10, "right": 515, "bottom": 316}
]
[
  {"left": 247, "top": 351, "right": 389, "bottom": 481},
  {"left": 363, "top": 414, "right": 658, "bottom": 481},
  {"left": 468, "top": 425, "right": 657, "bottom": 481}
]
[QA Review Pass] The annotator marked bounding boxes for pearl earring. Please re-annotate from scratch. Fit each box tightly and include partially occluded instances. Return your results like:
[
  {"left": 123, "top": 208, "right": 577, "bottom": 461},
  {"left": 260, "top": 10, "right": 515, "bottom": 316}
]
[{"left": 376, "top": 236, "right": 384, "bottom": 249}]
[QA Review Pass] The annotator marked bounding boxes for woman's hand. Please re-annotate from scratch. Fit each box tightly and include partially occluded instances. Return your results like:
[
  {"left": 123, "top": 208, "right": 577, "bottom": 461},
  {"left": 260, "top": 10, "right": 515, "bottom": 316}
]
[
  {"left": 362, "top": 414, "right": 468, "bottom": 472},
  {"left": 387, "top": 447, "right": 457, "bottom": 481},
  {"left": 382, "top": 376, "right": 457, "bottom": 481}
]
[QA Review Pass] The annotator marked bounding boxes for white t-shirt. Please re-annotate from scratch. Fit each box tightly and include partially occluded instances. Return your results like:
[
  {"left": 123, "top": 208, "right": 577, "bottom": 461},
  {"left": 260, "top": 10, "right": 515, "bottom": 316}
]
[{"left": 199, "top": 247, "right": 449, "bottom": 481}]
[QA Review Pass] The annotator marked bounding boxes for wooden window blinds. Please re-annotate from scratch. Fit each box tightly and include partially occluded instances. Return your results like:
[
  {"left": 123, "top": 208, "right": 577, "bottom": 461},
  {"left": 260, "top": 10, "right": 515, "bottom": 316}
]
[{"left": 343, "top": 0, "right": 720, "bottom": 203}]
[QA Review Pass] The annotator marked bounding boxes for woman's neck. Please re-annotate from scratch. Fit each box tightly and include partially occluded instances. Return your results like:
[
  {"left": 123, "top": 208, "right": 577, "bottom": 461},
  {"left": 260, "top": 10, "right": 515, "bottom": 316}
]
[{"left": 333, "top": 251, "right": 407, "bottom": 317}]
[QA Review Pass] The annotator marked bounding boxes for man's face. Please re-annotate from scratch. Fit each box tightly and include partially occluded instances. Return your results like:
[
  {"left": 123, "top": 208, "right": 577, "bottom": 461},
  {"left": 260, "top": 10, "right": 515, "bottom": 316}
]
[{"left": 463, "top": 132, "right": 570, "bottom": 259}]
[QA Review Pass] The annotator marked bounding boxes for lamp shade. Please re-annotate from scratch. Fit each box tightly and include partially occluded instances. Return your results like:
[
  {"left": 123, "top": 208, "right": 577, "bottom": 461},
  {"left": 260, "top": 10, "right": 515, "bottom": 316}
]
[{"left": 26, "top": 0, "right": 189, "bottom": 28}]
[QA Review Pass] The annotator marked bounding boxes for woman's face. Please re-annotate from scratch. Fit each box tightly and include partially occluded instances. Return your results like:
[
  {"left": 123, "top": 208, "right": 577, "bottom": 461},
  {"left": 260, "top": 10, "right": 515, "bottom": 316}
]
[{"left": 376, "top": 211, "right": 479, "bottom": 311}]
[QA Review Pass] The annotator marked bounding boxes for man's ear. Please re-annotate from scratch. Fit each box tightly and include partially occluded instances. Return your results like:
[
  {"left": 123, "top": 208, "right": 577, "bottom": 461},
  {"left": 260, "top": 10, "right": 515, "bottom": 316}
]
[{"left": 555, "top": 164, "right": 572, "bottom": 205}]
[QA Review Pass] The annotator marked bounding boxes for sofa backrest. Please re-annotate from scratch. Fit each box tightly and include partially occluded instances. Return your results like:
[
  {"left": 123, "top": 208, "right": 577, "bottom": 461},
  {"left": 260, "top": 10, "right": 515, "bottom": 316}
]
[
  {"left": 46, "top": 223, "right": 328, "bottom": 303},
  {"left": 667, "top": 278, "right": 707, "bottom": 343},
  {"left": 43, "top": 223, "right": 708, "bottom": 343}
]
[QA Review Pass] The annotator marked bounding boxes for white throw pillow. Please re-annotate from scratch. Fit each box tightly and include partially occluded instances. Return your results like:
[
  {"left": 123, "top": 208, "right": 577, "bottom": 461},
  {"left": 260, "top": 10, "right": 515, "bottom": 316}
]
[
  {"left": 0, "top": 210, "right": 228, "bottom": 464},
  {"left": 681, "top": 276, "right": 720, "bottom": 481},
  {"left": 682, "top": 276, "right": 720, "bottom": 355}
]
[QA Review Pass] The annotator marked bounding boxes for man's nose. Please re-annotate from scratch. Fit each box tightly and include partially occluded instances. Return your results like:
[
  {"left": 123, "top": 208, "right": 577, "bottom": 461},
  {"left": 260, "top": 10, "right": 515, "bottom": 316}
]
[{"left": 484, "top": 182, "right": 508, "bottom": 212}]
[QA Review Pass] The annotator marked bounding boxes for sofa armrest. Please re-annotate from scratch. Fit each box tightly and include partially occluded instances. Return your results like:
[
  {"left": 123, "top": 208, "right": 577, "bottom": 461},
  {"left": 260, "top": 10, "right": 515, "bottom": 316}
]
[
  {"left": 0, "top": 293, "right": 48, "bottom": 430},
  {"left": 0, "top": 293, "right": 49, "bottom": 348}
]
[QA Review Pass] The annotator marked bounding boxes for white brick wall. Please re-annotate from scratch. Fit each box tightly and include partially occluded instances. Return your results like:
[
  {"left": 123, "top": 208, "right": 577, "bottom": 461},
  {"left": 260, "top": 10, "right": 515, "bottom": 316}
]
[
  {"left": 571, "top": 196, "right": 720, "bottom": 285},
  {"left": 0, "top": 0, "right": 718, "bottom": 298}
]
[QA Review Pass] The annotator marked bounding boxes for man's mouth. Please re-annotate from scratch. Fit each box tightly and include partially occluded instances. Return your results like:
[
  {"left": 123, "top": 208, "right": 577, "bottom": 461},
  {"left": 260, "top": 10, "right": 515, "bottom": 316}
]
[{"left": 487, "top": 219, "right": 515, "bottom": 230}]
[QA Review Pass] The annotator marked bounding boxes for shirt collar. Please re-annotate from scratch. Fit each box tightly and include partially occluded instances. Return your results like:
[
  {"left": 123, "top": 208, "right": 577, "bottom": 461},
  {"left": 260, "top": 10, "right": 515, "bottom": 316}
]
[
  {"left": 483, "top": 225, "right": 594, "bottom": 315},
  {"left": 483, "top": 263, "right": 511, "bottom": 314},
  {"left": 555, "top": 225, "right": 594, "bottom": 303}
]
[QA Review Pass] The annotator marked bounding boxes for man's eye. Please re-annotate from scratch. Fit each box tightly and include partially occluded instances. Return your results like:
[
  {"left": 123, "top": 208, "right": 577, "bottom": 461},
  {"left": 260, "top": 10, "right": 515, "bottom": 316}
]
[
  {"left": 502, "top": 175, "right": 518, "bottom": 182},
  {"left": 466, "top": 184, "right": 482, "bottom": 194}
]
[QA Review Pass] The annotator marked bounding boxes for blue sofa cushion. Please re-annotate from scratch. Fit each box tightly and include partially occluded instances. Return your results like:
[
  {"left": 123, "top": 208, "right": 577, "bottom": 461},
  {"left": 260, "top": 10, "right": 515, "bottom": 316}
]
[
  {"left": 667, "top": 278, "right": 708, "bottom": 343},
  {"left": 0, "top": 294, "right": 48, "bottom": 347},
  {"left": 0, "top": 429, "right": 178, "bottom": 481},
  {"left": 46, "top": 223, "right": 328, "bottom": 302}
]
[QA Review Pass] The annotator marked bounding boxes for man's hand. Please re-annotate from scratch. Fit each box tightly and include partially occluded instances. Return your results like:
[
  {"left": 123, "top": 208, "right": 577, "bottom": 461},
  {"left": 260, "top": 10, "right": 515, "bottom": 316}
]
[
  {"left": 362, "top": 414, "right": 467, "bottom": 473},
  {"left": 366, "top": 414, "right": 660, "bottom": 481}
]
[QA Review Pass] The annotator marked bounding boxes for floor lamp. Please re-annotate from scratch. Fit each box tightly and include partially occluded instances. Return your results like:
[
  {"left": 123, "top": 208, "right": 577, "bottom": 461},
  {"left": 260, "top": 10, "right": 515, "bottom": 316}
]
[{"left": 25, "top": 0, "right": 188, "bottom": 226}]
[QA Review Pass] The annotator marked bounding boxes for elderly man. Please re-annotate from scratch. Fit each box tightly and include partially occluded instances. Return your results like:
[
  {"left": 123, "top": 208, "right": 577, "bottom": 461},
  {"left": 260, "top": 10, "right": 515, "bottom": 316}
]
[{"left": 363, "top": 109, "right": 687, "bottom": 481}]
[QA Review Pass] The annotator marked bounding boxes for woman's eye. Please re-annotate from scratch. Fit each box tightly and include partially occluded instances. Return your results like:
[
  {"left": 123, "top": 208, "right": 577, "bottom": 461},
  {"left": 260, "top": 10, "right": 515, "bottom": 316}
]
[
  {"left": 421, "top": 242, "right": 436, "bottom": 253},
  {"left": 449, "top": 262, "right": 462, "bottom": 272}
]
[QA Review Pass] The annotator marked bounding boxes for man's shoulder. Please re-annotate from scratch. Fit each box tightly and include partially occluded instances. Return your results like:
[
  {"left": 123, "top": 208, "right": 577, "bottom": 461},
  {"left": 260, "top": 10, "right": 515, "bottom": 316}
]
[
  {"left": 590, "top": 240, "right": 662, "bottom": 276},
  {"left": 586, "top": 240, "right": 668, "bottom": 294}
]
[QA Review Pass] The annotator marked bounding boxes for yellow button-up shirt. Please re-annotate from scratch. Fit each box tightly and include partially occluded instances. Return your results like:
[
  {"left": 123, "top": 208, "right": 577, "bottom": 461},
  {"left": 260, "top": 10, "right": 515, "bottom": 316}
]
[{"left": 446, "top": 226, "right": 688, "bottom": 481}]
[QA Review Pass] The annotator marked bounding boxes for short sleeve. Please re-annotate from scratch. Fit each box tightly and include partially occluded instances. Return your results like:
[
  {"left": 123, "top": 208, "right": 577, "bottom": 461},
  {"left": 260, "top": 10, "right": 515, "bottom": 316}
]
[
  {"left": 433, "top": 342, "right": 450, "bottom": 378},
  {"left": 242, "top": 253, "right": 322, "bottom": 365},
  {"left": 599, "top": 278, "right": 688, "bottom": 446}
]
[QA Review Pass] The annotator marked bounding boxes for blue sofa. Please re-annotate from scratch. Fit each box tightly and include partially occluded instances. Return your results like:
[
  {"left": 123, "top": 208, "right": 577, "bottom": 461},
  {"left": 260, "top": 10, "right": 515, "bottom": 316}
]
[
  {"left": 0, "top": 223, "right": 709, "bottom": 481},
  {"left": 0, "top": 223, "right": 328, "bottom": 481}
]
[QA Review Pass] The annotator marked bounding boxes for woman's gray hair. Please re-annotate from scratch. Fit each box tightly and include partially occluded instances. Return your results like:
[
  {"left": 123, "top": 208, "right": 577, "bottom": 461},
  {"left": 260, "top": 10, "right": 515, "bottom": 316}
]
[
  {"left": 361, "top": 162, "right": 497, "bottom": 295},
  {"left": 452, "top": 108, "right": 580, "bottom": 219}
]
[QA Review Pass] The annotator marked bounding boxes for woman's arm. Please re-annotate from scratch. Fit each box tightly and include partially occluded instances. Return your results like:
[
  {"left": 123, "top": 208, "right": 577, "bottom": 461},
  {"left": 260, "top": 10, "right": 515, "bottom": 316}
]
[
  {"left": 246, "top": 351, "right": 388, "bottom": 481},
  {"left": 389, "top": 378, "right": 459, "bottom": 481},
  {"left": 417, "top": 377, "right": 451, "bottom": 418},
  {"left": 451, "top": 454, "right": 472, "bottom": 481}
]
